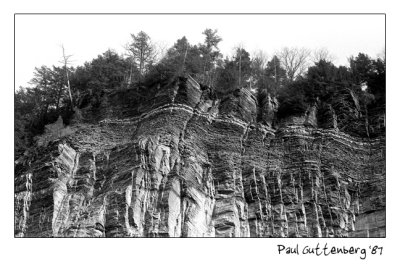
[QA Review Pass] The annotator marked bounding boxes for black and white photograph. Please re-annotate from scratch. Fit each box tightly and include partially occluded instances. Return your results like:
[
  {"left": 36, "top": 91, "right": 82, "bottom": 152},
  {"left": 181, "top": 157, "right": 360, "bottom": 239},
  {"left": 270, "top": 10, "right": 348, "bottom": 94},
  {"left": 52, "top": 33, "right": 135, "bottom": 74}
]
[
  {"left": 3, "top": 0, "right": 398, "bottom": 266},
  {"left": 14, "top": 13, "right": 386, "bottom": 238}
]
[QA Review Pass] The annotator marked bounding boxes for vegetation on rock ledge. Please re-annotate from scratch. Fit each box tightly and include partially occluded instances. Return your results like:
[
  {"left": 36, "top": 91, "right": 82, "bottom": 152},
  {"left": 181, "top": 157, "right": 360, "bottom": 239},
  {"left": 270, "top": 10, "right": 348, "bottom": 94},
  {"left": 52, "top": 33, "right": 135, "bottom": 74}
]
[{"left": 14, "top": 29, "right": 385, "bottom": 157}]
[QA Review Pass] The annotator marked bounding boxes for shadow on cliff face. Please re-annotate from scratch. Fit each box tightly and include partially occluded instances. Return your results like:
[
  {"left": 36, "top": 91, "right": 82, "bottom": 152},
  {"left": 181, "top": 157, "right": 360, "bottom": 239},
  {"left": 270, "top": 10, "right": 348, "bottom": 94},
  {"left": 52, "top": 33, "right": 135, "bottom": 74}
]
[
  {"left": 276, "top": 84, "right": 385, "bottom": 138},
  {"left": 217, "top": 88, "right": 257, "bottom": 124},
  {"left": 75, "top": 75, "right": 259, "bottom": 125},
  {"left": 43, "top": 74, "right": 385, "bottom": 143},
  {"left": 14, "top": 74, "right": 386, "bottom": 238}
]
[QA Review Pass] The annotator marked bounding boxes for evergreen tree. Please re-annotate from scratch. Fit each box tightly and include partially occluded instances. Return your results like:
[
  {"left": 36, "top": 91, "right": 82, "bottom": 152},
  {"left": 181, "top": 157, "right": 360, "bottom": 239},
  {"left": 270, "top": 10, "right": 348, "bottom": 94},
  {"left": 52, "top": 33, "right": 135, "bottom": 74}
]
[
  {"left": 349, "top": 53, "right": 374, "bottom": 85},
  {"left": 261, "top": 55, "right": 287, "bottom": 95},
  {"left": 233, "top": 47, "right": 252, "bottom": 88},
  {"left": 127, "top": 31, "right": 156, "bottom": 83},
  {"left": 215, "top": 57, "right": 238, "bottom": 93},
  {"left": 200, "top": 29, "right": 222, "bottom": 86}
]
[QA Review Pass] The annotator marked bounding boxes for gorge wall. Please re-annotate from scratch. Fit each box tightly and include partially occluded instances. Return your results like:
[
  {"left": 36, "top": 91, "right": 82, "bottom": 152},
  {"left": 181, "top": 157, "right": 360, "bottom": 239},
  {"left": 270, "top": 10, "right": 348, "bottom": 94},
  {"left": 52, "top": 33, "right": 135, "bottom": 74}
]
[{"left": 14, "top": 76, "right": 385, "bottom": 237}]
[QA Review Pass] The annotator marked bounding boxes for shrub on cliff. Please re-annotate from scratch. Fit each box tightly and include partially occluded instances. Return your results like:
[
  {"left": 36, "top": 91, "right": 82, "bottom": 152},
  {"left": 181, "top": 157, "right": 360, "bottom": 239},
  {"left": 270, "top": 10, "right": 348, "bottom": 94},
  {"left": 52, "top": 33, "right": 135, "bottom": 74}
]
[
  {"left": 70, "top": 50, "right": 130, "bottom": 92},
  {"left": 277, "top": 79, "right": 311, "bottom": 119}
]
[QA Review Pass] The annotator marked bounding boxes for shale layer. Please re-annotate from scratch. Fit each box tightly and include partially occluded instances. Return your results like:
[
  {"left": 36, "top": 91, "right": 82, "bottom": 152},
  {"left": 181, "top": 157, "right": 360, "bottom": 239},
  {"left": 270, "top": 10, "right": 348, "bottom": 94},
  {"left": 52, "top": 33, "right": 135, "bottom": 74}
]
[{"left": 14, "top": 77, "right": 385, "bottom": 237}]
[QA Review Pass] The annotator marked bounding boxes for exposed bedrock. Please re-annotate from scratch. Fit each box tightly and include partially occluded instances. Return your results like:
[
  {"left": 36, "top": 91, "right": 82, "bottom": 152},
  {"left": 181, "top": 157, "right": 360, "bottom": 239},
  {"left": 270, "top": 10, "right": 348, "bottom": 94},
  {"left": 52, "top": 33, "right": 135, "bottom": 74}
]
[{"left": 14, "top": 76, "right": 385, "bottom": 237}]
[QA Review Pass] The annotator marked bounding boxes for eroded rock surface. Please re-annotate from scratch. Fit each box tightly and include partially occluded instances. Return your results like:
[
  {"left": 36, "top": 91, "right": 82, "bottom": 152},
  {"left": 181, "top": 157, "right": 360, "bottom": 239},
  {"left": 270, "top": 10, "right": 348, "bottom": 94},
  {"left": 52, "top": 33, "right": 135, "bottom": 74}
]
[{"left": 14, "top": 76, "right": 385, "bottom": 237}]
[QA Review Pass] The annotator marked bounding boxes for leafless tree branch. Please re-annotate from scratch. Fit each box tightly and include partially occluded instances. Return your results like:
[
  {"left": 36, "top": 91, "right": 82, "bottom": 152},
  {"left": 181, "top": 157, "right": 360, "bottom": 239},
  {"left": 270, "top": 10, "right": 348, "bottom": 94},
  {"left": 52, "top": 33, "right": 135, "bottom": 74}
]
[{"left": 278, "top": 47, "right": 311, "bottom": 81}]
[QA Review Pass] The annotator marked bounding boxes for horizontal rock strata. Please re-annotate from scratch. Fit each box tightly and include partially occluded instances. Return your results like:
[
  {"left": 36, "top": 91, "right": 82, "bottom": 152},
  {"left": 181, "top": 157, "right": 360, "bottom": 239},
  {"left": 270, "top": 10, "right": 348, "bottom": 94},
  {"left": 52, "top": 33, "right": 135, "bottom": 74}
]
[{"left": 15, "top": 76, "right": 385, "bottom": 237}]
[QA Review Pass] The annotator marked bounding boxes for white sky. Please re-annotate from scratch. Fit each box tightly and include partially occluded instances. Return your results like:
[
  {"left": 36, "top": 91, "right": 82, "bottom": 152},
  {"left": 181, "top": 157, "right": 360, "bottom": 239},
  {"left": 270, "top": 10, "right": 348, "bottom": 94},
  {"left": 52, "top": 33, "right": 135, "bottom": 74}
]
[
  {"left": 3, "top": 0, "right": 400, "bottom": 265},
  {"left": 15, "top": 14, "right": 384, "bottom": 89}
]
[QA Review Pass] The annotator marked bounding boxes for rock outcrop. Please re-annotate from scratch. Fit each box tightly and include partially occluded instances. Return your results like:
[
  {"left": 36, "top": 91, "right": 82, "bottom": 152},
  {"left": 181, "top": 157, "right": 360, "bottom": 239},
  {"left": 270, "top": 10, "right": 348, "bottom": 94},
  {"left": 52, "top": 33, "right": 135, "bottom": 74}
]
[{"left": 14, "top": 76, "right": 385, "bottom": 237}]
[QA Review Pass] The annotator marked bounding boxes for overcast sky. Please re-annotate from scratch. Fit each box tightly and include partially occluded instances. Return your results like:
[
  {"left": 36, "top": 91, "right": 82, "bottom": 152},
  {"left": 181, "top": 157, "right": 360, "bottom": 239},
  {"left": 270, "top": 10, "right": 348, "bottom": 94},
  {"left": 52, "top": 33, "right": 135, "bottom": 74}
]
[{"left": 15, "top": 14, "right": 385, "bottom": 89}]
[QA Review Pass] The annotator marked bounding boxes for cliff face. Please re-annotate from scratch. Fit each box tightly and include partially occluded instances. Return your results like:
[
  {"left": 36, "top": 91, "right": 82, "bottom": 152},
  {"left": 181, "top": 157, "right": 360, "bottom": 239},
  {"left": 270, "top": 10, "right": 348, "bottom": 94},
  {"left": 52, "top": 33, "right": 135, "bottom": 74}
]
[{"left": 14, "top": 76, "right": 385, "bottom": 237}]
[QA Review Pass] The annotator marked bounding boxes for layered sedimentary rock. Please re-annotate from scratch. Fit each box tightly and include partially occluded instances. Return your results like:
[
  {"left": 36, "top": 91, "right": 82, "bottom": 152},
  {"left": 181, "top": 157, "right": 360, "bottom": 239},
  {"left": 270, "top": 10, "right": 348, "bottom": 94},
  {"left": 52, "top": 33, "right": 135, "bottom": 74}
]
[{"left": 14, "top": 76, "right": 385, "bottom": 237}]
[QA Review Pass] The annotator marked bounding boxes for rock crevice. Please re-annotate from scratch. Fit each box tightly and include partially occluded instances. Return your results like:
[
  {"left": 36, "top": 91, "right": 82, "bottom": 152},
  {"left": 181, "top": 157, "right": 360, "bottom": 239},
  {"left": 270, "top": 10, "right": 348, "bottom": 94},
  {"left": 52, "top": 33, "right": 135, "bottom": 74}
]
[{"left": 14, "top": 76, "right": 385, "bottom": 237}]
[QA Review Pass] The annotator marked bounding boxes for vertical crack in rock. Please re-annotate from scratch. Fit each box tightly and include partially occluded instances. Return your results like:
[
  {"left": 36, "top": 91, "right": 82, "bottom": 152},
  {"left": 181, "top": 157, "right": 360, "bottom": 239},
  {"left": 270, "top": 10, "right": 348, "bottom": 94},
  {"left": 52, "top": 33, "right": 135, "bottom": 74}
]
[
  {"left": 14, "top": 173, "right": 33, "bottom": 237},
  {"left": 14, "top": 76, "right": 385, "bottom": 237}
]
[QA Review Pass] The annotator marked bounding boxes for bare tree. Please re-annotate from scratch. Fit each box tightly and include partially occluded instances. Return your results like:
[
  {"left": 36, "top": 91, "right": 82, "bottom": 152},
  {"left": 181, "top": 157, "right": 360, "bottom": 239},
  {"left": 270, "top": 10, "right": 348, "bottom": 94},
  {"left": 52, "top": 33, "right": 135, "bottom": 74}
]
[
  {"left": 153, "top": 40, "right": 169, "bottom": 62},
  {"left": 251, "top": 50, "right": 269, "bottom": 71},
  {"left": 234, "top": 43, "right": 245, "bottom": 87},
  {"left": 311, "top": 47, "right": 336, "bottom": 63},
  {"left": 278, "top": 47, "right": 311, "bottom": 81},
  {"left": 250, "top": 50, "right": 268, "bottom": 90},
  {"left": 59, "top": 44, "right": 74, "bottom": 107},
  {"left": 182, "top": 43, "right": 189, "bottom": 71},
  {"left": 377, "top": 47, "right": 385, "bottom": 62}
]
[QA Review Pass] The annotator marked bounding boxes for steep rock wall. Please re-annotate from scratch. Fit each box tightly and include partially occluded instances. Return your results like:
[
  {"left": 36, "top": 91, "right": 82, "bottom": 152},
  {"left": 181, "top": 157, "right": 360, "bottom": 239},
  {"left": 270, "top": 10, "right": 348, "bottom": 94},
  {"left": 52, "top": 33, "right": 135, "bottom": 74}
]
[{"left": 14, "top": 76, "right": 385, "bottom": 237}]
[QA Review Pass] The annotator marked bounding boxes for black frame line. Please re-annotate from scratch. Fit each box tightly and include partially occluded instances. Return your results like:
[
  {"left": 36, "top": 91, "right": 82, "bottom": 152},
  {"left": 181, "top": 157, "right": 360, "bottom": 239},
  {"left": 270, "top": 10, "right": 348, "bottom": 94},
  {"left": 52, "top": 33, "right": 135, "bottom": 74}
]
[{"left": 13, "top": 13, "right": 386, "bottom": 239}]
